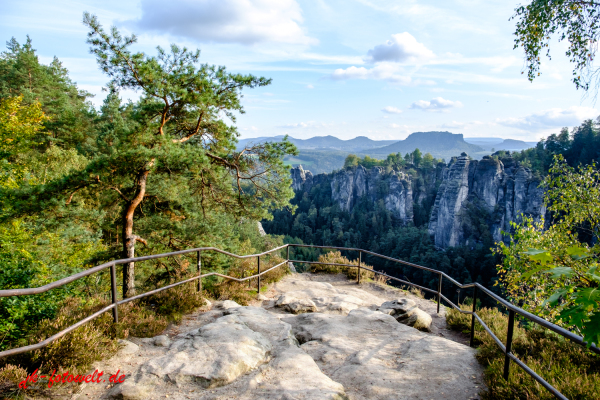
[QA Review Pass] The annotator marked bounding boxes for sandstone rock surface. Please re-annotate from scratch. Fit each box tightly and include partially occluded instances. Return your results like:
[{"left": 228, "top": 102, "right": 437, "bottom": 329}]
[
  {"left": 378, "top": 298, "right": 433, "bottom": 331},
  {"left": 79, "top": 273, "right": 484, "bottom": 400},
  {"left": 287, "top": 307, "right": 481, "bottom": 400}
]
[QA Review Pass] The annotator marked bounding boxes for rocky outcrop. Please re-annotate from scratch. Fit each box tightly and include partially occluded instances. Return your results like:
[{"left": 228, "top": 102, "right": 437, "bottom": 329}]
[
  {"left": 378, "top": 298, "right": 433, "bottom": 331},
  {"left": 290, "top": 165, "right": 314, "bottom": 192},
  {"left": 330, "top": 166, "right": 414, "bottom": 223},
  {"left": 428, "top": 154, "right": 546, "bottom": 248},
  {"left": 290, "top": 153, "right": 545, "bottom": 249},
  {"left": 286, "top": 308, "right": 481, "bottom": 400},
  {"left": 291, "top": 165, "right": 415, "bottom": 224},
  {"left": 86, "top": 273, "right": 484, "bottom": 400},
  {"left": 109, "top": 304, "right": 347, "bottom": 400}
]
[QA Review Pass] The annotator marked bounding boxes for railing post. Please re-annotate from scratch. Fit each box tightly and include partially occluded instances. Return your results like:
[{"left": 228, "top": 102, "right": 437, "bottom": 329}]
[
  {"left": 257, "top": 256, "right": 261, "bottom": 294},
  {"left": 470, "top": 286, "right": 478, "bottom": 347},
  {"left": 357, "top": 251, "right": 362, "bottom": 284},
  {"left": 437, "top": 273, "right": 442, "bottom": 314},
  {"left": 503, "top": 309, "right": 516, "bottom": 380},
  {"left": 287, "top": 245, "right": 290, "bottom": 262},
  {"left": 110, "top": 264, "right": 119, "bottom": 324},
  {"left": 197, "top": 251, "right": 202, "bottom": 294}
]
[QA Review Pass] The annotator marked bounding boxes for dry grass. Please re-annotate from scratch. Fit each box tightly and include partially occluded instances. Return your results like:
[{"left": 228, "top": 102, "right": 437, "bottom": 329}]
[
  {"left": 0, "top": 281, "right": 207, "bottom": 397},
  {"left": 206, "top": 255, "right": 289, "bottom": 305},
  {"left": 0, "top": 244, "right": 292, "bottom": 399},
  {"left": 447, "top": 304, "right": 600, "bottom": 399},
  {"left": 311, "top": 251, "right": 377, "bottom": 280}
]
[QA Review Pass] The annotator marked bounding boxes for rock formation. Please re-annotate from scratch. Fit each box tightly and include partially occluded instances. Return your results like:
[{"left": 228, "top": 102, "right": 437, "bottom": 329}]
[
  {"left": 290, "top": 152, "right": 546, "bottom": 249},
  {"left": 90, "top": 273, "right": 483, "bottom": 400},
  {"left": 291, "top": 165, "right": 414, "bottom": 224},
  {"left": 428, "top": 154, "right": 546, "bottom": 248}
]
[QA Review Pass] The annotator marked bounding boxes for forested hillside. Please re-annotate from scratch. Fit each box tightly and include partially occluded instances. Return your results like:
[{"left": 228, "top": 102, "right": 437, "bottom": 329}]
[
  {"left": 263, "top": 161, "right": 504, "bottom": 304},
  {"left": 0, "top": 21, "right": 295, "bottom": 356},
  {"left": 264, "top": 118, "right": 600, "bottom": 306}
]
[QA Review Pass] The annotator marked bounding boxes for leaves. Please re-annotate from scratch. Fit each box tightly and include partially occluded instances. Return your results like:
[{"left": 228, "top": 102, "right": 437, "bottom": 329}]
[
  {"left": 513, "top": 0, "right": 600, "bottom": 93},
  {"left": 543, "top": 266, "right": 574, "bottom": 279},
  {"left": 525, "top": 248, "right": 554, "bottom": 265}
]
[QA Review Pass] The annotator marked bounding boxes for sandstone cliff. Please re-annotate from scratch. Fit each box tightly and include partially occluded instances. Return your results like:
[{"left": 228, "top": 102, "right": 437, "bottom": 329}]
[
  {"left": 290, "top": 154, "right": 546, "bottom": 249},
  {"left": 292, "top": 165, "right": 414, "bottom": 224},
  {"left": 428, "top": 154, "right": 546, "bottom": 248}
]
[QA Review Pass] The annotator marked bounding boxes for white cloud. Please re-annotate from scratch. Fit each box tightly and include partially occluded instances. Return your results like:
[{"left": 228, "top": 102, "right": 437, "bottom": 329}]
[
  {"left": 390, "top": 123, "right": 401, "bottom": 128},
  {"left": 306, "top": 84, "right": 314, "bottom": 89},
  {"left": 382, "top": 106, "right": 403, "bottom": 114},
  {"left": 365, "top": 33, "right": 434, "bottom": 64},
  {"left": 410, "top": 97, "right": 463, "bottom": 112},
  {"left": 330, "top": 63, "right": 425, "bottom": 84},
  {"left": 131, "top": 0, "right": 317, "bottom": 45},
  {"left": 497, "top": 106, "right": 599, "bottom": 131}
]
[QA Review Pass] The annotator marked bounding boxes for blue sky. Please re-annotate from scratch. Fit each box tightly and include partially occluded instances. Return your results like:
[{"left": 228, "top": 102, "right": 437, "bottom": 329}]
[{"left": 2, "top": 0, "right": 598, "bottom": 141}]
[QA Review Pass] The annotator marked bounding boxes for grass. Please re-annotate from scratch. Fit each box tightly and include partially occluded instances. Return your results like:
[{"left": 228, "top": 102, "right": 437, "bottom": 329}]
[
  {"left": 310, "top": 250, "right": 377, "bottom": 280},
  {"left": 447, "top": 302, "right": 600, "bottom": 400},
  {"left": 0, "top": 256, "right": 290, "bottom": 399}
]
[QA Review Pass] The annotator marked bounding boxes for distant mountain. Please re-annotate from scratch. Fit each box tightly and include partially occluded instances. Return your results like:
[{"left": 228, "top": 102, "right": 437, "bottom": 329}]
[
  {"left": 464, "top": 137, "right": 505, "bottom": 146},
  {"left": 495, "top": 139, "right": 538, "bottom": 150},
  {"left": 239, "top": 132, "right": 538, "bottom": 174},
  {"left": 237, "top": 135, "right": 396, "bottom": 152},
  {"left": 464, "top": 137, "right": 538, "bottom": 152},
  {"left": 368, "top": 131, "right": 483, "bottom": 160}
]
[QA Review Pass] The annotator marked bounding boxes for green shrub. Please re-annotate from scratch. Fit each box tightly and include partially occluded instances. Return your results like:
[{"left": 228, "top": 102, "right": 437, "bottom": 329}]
[{"left": 447, "top": 304, "right": 600, "bottom": 399}]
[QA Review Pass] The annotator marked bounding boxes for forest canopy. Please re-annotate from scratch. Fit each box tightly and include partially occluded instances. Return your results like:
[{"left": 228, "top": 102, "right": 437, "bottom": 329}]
[{"left": 0, "top": 15, "right": 297, "bottom": 350}]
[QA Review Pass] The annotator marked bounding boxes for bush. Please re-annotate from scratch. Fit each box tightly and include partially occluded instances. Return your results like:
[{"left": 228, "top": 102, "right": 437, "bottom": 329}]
[
  {"left": 447, "top": 304, "right": 600, "bottom": 399},
  {"left": 311, "top": 251, "right": 377, "bottom": 281},
  {"left": 205, "top": 255, "right": 290, "bottom": 305}
]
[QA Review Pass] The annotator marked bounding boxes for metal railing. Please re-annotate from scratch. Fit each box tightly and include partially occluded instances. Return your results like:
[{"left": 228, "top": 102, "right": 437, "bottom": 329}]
[{"left": 1, "top": 243, "right": 598, "bottom": 400}]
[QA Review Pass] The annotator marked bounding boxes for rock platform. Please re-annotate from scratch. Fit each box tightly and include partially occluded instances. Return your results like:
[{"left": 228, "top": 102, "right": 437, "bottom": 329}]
[{"left": 73, "top": 273, "right": 484, "bottom": 400}]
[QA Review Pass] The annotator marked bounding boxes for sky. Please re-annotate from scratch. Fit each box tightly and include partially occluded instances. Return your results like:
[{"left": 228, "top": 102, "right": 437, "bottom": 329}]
[{"left": 1, "top": 0, "right": 598, "bottom": 142}]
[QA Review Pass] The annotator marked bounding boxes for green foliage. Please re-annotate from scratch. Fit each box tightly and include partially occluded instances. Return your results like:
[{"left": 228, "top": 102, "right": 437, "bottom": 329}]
[
  {"left": 0, "top": 95, "right": 47, "bottom": 189},
  {"left": 342, "top": 149, "right": 438, "bottom": 171},
  {"left": 513, "top": 0, "right": 600, "bottom": 92},
  {"left": 0, "top": 14, "right": 297, "bottom": 385},
  {"left": 496, "top": 156, "right": 600, "bottom": 346},
  {"left": 0, "top": 220, "right": 105, "bottom": 351},
  {"left": 0, "top": 37, "right": 96, "bottom": 149},
  {"left": 447, "top": 304, "right": 600, "bottom": 399},
  {"left": 511, "top": 119, "right": 600, "bottom": 176}
]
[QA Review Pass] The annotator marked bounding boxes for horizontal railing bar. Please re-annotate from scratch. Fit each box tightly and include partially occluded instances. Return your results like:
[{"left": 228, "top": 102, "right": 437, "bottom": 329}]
[
  {"left": 373, "top": 272, "right": 438, "bottom": 295},
  {"left": 474, "top": 283, "right": 599, "bottom": 352},
  {"left": 290, "top": 260, "right": 439, "bottom": 296},
  {"left": 0, "top": 303, "right": 115, "bottom": 359},
  {"left": 0, "top": 261, "right": 116, "bottom": 297},
  {"left": 475, "top": 313, "right": 507, "bottom": 353},
  {"left": 0, "top": 245, "right": 289, "bottom": 298},
  {"left": 507, "top": 352, "right": 568, "bottom": 400},
  {"left": 289, "top": 244, "right": 442, "bottom": 274},
  {"left": 439, "top": 293, "right": 461, "bottom": 311},
  {"left": 0, "top": 259, "right": 289, "bottom": 358}
]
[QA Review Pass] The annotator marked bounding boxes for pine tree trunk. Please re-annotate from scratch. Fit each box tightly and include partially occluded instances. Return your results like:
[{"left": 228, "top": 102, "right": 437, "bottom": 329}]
[{"left": 122, "top": 168, "right": 151, "bottom": 298}]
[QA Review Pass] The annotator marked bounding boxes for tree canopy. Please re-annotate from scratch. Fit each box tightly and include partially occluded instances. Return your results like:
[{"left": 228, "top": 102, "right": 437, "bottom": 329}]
[
  {"left": 0, "top": 14, "right": 298, "bottom": 299},
  {"left": 496, "top": 156, "right": 600, "bottom": 345},
  {"left": 513, "top": 0, "right": 600, "bottom": 93}
]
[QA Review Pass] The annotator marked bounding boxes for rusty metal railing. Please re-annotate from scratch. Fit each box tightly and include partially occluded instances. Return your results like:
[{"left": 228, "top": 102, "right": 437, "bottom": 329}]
[{"left": 1, "top": 243, "right": 598, "bottom": 400}]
